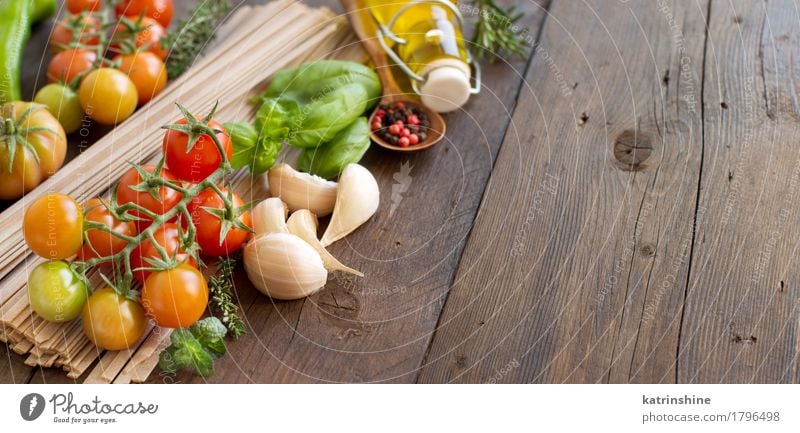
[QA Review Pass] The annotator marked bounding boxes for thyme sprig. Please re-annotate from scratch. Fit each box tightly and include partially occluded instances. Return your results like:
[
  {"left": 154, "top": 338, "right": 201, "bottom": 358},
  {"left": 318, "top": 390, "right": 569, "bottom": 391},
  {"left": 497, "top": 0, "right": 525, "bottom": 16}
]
[
  {"left": 162, "top": 0, "right": 232, "bottom": 79},
  {"left": 467, "top": 0, "right": 530, "bottom": 62},
  {"left": 208, "top": 256, "right": 246, "bottom": 338}
]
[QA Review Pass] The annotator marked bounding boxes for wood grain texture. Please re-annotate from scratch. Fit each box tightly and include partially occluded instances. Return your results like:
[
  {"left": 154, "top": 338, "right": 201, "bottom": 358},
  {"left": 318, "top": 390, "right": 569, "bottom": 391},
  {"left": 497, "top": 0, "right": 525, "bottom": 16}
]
[
  {"left": 417, "top": 0, "right": 708, "bottom": 383},
  {"left": 6, "top": 0, "right": 800, "bottom": 384},
  {"left": 678, "top": 0, "right": 800, "bottom": 384},
  {"left": 164, "top": 0, "right": 551, "bottom": 384}
]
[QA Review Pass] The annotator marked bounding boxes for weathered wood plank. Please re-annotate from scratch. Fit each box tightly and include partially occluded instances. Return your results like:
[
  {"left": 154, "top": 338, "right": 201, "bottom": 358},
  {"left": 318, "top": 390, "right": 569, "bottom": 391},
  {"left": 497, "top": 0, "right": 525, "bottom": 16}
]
[
  {"left": 417, "top": 0, "right": 707, "bottom": 383},
  {"left": 678, "top": 0, "right": 800, "bottom": 383},
  {"left": 165, "top": 0, "right": 550, "bottom": 383}
]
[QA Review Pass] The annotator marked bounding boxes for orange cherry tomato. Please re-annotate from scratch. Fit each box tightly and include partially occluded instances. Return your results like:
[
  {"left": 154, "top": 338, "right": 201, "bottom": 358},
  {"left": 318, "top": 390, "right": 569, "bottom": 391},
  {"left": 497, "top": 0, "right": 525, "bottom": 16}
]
[
  {"left": 141, "top": 264, "right": 208, "bottom": 328},
  {"left": 23, "top": 193, "right": 83, "bottom": 260},
  {"left": 114, "top": 51, "right": 167, "bottom": 105}
]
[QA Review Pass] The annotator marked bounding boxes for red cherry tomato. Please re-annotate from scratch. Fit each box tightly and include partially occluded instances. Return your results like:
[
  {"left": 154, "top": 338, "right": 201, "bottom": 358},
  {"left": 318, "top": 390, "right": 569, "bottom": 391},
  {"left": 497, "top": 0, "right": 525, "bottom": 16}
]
[
  {"left": 50, "top": 14, "right": 101, "bottom": 52},
  {"left": 115, "top": 0, "right": 173, "bottom": 28},
  {"left": 47, "top": 49, "right": 97, "bottom": 84},
  {"left": 66, "top": 0, "right": 102, "bottom": 13},
  {"left": 163, "top": 118, "right": 232, "bottom": 183},
  {"left": 131, "top": 223, "right": 197, "bottom": 284},
  {"left": 110, "top": 17, "right": 167, "bottom": 60},
  {"left": 83, "top": 198, "right": 138, "bottom": 259},
  {"left": 187, "top": 188, "right": 251, "bottom": 257},
  {"left": 116, "top": 164, "right": 182, "bottom": 232}
]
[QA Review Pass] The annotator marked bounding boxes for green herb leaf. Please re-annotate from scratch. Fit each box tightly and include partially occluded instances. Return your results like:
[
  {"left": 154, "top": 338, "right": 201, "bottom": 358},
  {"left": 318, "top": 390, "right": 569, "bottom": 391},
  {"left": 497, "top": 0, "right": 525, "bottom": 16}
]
[
  {"left": 468, "top": 0, "right": 530, "bottom": 62},
  {"left": 254, "top": 60, "right": 381, "bottom": 149},
  {"left": 208, "top": 257, "right": 246, "bottom": 338},
  {"left": 224, "top": 122, "right": 257, "bottom": 169},
  {"left": 297, "top": 117, "right": 370, "bottom": 179},
  {"left": 190, "top": 317, "right": 227, "bottom": 354},
  {"left": 163, "top": 0, "right": 232, "bottom": 79},
  {"left": 159, "top": 318, "right": 229, "bottom": 377}
]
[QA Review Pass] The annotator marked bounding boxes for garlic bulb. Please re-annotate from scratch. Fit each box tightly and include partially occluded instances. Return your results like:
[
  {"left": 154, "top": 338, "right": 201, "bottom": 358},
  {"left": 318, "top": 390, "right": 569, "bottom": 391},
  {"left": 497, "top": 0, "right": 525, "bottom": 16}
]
[
  {"left": 287, "top": 210, "right": 363, "bottom": 276},
  {"left": 268, "top": 164, "right": 338, "bottom": 217},
  {"left": 252, "top": 197, "right": 289, "bottom": 235},
  {"left": 243, "top": 232, "right": 328, "bottom": 300},
  {"left": 321, "top": 163, "right": 379, "bottom": 246}
]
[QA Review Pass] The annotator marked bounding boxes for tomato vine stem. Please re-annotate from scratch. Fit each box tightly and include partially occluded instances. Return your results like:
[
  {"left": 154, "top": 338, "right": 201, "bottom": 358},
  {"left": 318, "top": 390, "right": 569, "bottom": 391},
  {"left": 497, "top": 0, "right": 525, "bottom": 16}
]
[{"left": 71, "top": 102, "right": 241, "bottom": 298}]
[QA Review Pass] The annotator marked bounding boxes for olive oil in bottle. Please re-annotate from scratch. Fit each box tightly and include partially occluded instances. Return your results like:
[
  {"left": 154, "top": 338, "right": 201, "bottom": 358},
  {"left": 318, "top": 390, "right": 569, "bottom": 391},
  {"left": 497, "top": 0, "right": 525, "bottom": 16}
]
[{"left": 364, "top": 0, "right": 474, "bottom": 112}]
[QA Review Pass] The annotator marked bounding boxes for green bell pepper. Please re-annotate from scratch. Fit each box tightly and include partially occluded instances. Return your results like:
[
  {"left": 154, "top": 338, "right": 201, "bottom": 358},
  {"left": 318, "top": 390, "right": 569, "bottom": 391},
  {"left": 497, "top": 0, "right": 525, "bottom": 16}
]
[{"left": 0, "top": 0, "right": 57, "bottom": 104}]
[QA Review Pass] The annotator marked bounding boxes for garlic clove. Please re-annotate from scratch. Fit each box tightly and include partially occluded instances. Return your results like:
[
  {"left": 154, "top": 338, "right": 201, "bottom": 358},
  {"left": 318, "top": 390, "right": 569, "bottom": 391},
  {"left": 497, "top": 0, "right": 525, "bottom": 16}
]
[
  {"left": 252, "top": 198, "right": 289, "bottom": 236},
  {"left": 244, "top": 232, "right": 328, "bottom": 300},
  {"left": 268, "top": 164, "right": 338, "bottom": 217},
  {"left": 287, "top": 210, "right": 364, "bottom": 277},
  {"left": 321, "top": 163, "right": 379, "bottom": 247}
]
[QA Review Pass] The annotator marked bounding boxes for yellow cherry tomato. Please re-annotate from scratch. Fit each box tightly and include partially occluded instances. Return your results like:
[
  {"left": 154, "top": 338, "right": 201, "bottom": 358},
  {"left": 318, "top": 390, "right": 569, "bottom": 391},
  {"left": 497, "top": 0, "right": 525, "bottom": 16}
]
[{"left": 79, "top": 68, "right": 138, "bottom": 125}]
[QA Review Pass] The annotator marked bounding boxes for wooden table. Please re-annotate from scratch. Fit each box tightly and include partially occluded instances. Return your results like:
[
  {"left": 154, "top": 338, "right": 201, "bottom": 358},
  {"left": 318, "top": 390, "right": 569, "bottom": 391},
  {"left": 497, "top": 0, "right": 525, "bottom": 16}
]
[{"left": 5, "top": 0, "right": 799, "bottom": 384}]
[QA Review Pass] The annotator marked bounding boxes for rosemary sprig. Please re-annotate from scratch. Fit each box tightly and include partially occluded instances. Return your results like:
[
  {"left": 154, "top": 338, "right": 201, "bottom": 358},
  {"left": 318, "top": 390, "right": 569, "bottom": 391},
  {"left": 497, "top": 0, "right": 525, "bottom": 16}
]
[
  {"left": 162, "top": 0, "right": 232, "bottom": 79},
  {"left": 467, "top": 0, "right": 530, "bottom": 62},
  {"left": 208, "top": 256, "right": 245, "bottom": 338}
]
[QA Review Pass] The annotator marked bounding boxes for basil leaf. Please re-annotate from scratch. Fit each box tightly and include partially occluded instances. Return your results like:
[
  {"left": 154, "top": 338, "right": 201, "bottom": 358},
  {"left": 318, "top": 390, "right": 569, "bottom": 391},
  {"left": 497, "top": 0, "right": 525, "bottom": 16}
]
[
  {"left": 224, "top": 122, "right": 258, "bottom": 169},
  {"left": 256, "top": 61, "right": 380, "bottom": 149},
  {"left": 297, "top": 117, "right": 370, "bottom": 179}
]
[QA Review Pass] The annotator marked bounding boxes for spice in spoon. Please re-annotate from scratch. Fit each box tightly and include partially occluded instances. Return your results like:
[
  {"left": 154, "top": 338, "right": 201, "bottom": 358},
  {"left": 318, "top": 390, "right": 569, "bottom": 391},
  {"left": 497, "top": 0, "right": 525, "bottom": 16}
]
[{"left": 370, "top": 102, "right": 430, "bottom": 147}]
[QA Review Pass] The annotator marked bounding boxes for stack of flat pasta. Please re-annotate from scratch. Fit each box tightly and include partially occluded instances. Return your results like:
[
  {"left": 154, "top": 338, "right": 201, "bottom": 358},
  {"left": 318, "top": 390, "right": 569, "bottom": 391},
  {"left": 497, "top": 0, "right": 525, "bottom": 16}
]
[{"left": 0, "top": 0, "right": 365, "bottom": 383}]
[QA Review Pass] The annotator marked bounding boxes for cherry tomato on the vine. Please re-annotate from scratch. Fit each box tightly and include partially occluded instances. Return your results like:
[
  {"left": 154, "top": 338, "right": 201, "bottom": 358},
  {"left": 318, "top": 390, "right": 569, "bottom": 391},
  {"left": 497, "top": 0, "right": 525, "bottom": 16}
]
[
  {"left": 131, "top": 223, "right": 197, "bottom": 283},
  {"left": 47, "top": 48, "right": 97, "bottom": 85},
  {"left": 141, "top": 264, "right": 208, "bottom": 328},
  {"left": 115, "top": 0, "right": 174, "bottom": 28},
  {"left": 83, "top": 198, "right": 138, "bottom": 259},
  {"left": 110, "top": 17, "right": 168, "bottom": 61},
  {"left": 79, "top": 68, "right": 138, "bottom": 125},
  {"left": 27, "top": 260, "right": 89, "bottom": 323},
  {"left": 187, "top": 188, "right": 251, "bottom": 257},
  {"left": 50, "top": 14, "right": 101, "bottom": 52},
  {"left": 114, "top": 52, "right": 167, "bottom": 105},
  {"left": 163, "top": 118, "right": 232, "bottom": 183},
  {"left": 66, "top": 0, "right": 103, "bottom": 13},
  {"left": 117, "top": 164, "right": 182, "bottom": 231},
  {"left": 82, "top": 288, "right": 147, "bottom": 350},
  {"left": 24, "top": 193, "right": 83, "bottom": 260}
]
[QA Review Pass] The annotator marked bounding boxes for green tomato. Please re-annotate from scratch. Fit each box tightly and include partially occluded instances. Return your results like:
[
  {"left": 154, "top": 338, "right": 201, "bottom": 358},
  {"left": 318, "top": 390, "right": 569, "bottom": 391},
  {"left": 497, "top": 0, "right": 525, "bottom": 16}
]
[
  {"left": 27, "top": 260, "right": 89, "bottom": 323},
  {"left": 33, "top": 83, "right": 84, "bottom": 134}
]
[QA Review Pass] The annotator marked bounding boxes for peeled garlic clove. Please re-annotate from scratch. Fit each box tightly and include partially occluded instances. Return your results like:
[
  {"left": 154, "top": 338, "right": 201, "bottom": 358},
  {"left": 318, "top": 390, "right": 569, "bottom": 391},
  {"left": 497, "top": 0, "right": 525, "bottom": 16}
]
[
  {"left": 268, "top": 163, "right": 338, "bottom": 217},
  {"left": 287, "top": 210, "right": 364, "bottom": 277},
  {"left": 252, "top": 198, "right": 289, "bottom": 236},
  {"left": 244, "top": 232, "right": 328, "bottom": 300},
  {"left": 321, "top": 163, "right": 379, "bottom": 247}
]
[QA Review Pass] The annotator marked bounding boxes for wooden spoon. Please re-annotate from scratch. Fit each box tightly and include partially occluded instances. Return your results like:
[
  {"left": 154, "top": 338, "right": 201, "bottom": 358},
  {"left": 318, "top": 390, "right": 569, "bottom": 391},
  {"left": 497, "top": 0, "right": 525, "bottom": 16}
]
[{"left": 341, "top": 0, "right": 446, "bottom": 152}]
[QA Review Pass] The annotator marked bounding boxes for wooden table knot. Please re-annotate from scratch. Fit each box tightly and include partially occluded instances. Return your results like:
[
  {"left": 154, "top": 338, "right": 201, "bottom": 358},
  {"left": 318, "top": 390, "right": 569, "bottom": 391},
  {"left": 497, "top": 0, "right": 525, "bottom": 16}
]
[{"left": 612, "top": 130, "right": 655, "bottom": 171}]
